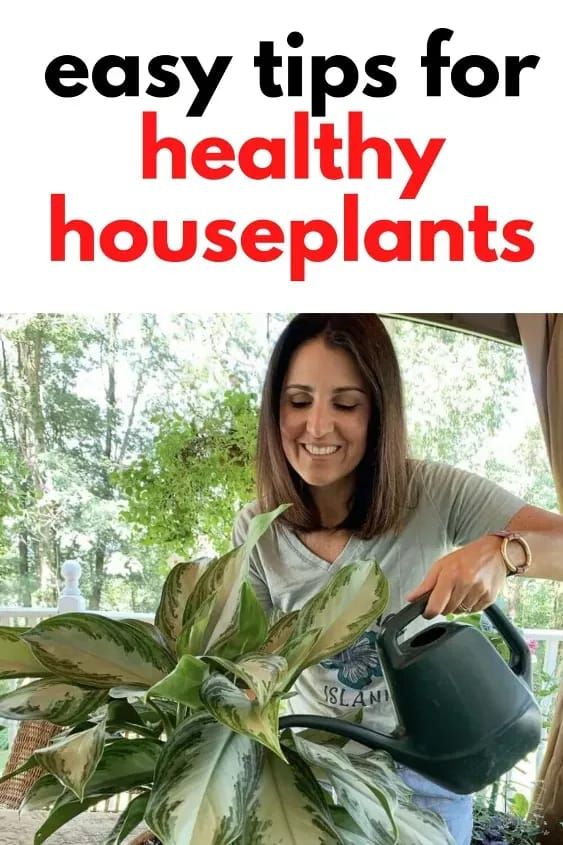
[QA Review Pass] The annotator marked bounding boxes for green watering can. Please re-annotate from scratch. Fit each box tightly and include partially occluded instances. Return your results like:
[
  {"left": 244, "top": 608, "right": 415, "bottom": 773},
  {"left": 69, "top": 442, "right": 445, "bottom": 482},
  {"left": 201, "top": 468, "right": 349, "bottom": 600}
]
[{"left": 279, "top": 596, "right": 542, "bottom": 794}]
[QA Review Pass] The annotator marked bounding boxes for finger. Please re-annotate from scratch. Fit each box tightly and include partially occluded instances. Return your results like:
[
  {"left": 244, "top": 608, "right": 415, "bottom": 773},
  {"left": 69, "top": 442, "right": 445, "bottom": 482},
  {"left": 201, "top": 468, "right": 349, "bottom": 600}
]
[
  {"left": 423, "top": 576, "right": 458, "bottom": 618},
  {"left": 471, "top": 594, "right": 493, "bottom": 613},
  {"left": 405, "top": 569, "right": 440, "bottom": 603},
  {"left": 454, "top": 587, "right": 488, "bottom": 614}
]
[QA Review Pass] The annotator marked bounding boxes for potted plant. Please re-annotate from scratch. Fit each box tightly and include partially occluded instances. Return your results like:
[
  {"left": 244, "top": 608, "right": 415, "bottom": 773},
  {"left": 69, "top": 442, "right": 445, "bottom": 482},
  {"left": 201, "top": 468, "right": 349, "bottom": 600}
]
[{"left": 0, "top": 506, "right": 454, "bottom": 845}]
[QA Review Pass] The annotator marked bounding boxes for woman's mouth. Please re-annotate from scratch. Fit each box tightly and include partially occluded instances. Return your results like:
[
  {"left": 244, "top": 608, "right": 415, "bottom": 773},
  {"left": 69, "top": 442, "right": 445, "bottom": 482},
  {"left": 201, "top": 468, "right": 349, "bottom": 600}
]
[{"left": 301, "top": 444, "right": 341, "bottom": 456}]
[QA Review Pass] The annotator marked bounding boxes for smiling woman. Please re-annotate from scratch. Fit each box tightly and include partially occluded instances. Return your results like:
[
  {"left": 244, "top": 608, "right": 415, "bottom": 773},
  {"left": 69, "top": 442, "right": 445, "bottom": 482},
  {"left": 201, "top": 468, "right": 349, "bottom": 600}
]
[{"left": 233, "top": 313, "right": 563, "bottom": 845}]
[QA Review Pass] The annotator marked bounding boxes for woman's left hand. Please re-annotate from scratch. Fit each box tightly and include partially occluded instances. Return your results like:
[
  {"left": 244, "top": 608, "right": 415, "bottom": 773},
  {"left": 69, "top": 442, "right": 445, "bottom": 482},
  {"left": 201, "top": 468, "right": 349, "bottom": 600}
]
[{"left": 405, "top": 536, "right": 506, "bottom": 619}]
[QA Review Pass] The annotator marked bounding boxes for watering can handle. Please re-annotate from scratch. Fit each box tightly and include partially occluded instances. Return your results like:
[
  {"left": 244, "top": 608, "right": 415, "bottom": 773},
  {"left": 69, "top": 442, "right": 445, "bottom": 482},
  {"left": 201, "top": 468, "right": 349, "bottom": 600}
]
[{"left": 381, "top": 594, "right": 532, "bottom": 687}]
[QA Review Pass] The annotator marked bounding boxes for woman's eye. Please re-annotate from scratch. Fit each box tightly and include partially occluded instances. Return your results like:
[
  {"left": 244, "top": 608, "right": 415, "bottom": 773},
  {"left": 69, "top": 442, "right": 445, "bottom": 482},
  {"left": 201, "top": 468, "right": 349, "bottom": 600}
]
[
  {"left": 334, "top": 403, "right": 358, "bottom": 411},
  {"left": 290, "top": 400, "right": 311, "bottom": 408}
]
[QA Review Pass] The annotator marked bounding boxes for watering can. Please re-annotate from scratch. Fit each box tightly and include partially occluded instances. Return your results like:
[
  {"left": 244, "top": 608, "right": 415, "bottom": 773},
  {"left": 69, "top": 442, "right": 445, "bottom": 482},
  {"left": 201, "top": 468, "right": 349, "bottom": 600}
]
[{"left": 279, "top": 596, "right": 542, "bottom": 794}]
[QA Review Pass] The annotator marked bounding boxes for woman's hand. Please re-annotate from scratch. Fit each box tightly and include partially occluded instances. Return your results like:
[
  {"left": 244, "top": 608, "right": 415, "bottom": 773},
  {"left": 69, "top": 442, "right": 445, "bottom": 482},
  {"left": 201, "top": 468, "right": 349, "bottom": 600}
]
[{"left": 405, "top": 536, "right": 507, "bottom": 619}]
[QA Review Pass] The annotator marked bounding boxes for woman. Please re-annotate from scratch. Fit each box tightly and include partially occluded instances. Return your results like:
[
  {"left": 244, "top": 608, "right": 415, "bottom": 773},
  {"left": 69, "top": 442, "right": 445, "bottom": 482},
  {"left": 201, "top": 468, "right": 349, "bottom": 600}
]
[{"left": 233, "top": 314, "right": 563, "bottom": 845}]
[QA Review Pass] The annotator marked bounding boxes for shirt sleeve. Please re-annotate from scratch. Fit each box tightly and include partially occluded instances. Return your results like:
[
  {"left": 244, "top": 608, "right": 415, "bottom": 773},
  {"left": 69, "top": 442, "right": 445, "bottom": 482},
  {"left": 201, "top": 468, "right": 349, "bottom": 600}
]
[
  {"left": 232, "top": 504, "right": 275, "bottom": 616},
  {"left": 419, "top": 462, "right": 527, "bottom": 548}
]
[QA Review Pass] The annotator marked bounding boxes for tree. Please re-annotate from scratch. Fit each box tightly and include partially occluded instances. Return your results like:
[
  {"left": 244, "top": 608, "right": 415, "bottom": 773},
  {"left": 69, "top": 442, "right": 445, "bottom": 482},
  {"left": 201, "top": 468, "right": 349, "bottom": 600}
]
[{"left": 117, "top": 388, "right": 258, "bottom": 558}]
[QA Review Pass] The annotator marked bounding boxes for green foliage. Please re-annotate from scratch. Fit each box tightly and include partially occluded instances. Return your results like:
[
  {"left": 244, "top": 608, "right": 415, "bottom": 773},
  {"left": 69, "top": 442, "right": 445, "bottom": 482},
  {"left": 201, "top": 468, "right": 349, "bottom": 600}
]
[
  {"left": 0, "top": 508, "right": 453, "bottom": 845},
  {"left": 117, "top": 389, "right": 258, "bottom": 556},
  {"left": 0, "top": 313, "right": 558, "bottom": 633},
  {"left": 472, "top": 798, "right": 545, "bottom": 845}
]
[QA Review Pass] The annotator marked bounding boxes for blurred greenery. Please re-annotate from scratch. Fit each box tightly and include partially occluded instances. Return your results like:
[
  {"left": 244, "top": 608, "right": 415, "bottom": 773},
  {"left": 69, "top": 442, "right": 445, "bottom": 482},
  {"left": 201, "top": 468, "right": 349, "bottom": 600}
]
[{"left": 0, "top": 314, "right": 559, "bottom": 630}]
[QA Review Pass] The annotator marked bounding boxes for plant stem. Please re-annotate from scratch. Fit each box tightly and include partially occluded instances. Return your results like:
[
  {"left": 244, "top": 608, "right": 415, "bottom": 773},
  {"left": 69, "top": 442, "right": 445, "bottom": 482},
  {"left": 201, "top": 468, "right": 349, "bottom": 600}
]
[
  {"left": 146, "top": 698, "right": 175, "bottom": 740},
  {"left": 488, "top": 779, "right": 500, "bottom": 813}
]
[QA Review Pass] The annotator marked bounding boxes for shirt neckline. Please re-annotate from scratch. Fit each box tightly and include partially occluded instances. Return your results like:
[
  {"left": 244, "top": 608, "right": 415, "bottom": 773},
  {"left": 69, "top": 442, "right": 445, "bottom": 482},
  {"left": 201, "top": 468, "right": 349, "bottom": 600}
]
[{"left": 279, "top": 525, "right": 359, "bottom": 571}]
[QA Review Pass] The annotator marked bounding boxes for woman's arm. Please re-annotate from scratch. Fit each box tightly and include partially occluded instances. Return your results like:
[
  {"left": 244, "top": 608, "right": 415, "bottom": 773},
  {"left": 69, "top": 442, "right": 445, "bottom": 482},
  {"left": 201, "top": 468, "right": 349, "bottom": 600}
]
[{"left": 406, "top": 504, "right": 563, "bottom": 619}]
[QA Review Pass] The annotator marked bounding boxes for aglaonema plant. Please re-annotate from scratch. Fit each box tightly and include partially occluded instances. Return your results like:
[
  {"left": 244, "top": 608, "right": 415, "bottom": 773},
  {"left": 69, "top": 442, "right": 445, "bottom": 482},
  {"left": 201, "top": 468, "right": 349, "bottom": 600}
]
[{"left": 0, "top": 506, "right": 454, "bottom": 845}]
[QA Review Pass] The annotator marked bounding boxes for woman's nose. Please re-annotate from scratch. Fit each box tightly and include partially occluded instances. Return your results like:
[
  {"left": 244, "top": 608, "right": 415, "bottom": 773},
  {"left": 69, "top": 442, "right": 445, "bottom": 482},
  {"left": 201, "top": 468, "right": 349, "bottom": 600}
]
[{"left": 305, "top": 403, "right": 334, "bottom": 438}]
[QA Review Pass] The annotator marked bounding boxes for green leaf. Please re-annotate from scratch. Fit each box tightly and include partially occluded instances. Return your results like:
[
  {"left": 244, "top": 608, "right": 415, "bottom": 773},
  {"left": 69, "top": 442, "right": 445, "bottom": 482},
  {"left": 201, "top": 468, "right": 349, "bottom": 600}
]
[
  {"left": 145, "top": 713, "right": 262, "bottom": 845},
  {"left": 120, "top": 618, "right": 174, "bottom": 656},
  {"left": 293, "top": 707, "right": 364, "bottom": 749},
  {"left": 511, "top": 791, "right": 530, "bottom": 819},
  {"left": 103, "top": 791, "right": 150, "bottom": 845},
  {"left": 80, "top": 737, "right": 162, "bottom": 796},
  {"left": 177, "top": 593, "right": 215, "bottom": 656},
  {"left": 0, "top": 626, "right": 52, "bottom": 679},
  {"left": 155, "top": 559, "right": 209, "bottom": 647},
  {"left": 147, "top": 653, "right": 208, "bottom": 708},
  {"left": 328, "top": 805, "right": 373, "bottom": 845},
  {"left": 33, "top": 718, "right": 106, "bottom": 800},
  {"left": 0, "top": 679, "right": 107, "bottom": 725},
  {"left": 200, "top": 673, "right": 285, "bottom": 759},
  {"left": 33, "top": 792, "right": 101, "bottom": 845},
  {"left": 292, "top": 560, "right": 389, "bottom": 669},
  {"left": 22, "top": 613, "right": 175, "bottom": 688},
  {"left": 210, "top": 581, "right": 269, "bottom": 660},
  {"left": 262, "top": 611, "right": 299, "bottom": 654},
  {"left": 244, "top": 746, "right": 339, "bottom": 844},
  {"left": 181, "top": 505, "right": 289, "bottom": 653},
  {"left": 205, "top": 653, "right": 288, "bottom": 707},
  {"left": 278, "top": 628, "right": 322, "bottom": 689},
  {"left": 21, "top": 774, "right": 64, "bottom": 811},
  {"left": 293, "top": 735, "right": 398, "bottom": 844}
]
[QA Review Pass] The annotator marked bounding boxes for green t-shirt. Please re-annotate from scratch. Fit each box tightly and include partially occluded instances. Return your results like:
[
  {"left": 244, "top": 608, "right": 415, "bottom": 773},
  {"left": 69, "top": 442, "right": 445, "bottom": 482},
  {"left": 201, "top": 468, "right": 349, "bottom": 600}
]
[{"left": 233, "top": 460, "right": 525, "bottom": 733}]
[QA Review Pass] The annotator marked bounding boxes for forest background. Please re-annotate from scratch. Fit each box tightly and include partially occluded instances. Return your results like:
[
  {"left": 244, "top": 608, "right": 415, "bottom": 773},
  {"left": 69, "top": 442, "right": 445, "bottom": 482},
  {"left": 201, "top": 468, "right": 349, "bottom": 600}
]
[{"left": 0, "top": 313, "right": 560, "bottom": 631}]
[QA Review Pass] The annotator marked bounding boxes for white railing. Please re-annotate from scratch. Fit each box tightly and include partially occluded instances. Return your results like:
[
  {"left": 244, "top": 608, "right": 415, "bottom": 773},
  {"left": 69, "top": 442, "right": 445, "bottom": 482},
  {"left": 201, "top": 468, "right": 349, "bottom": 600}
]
[{"left": 1, "top": 560, "right": 562, "bottom": 807}]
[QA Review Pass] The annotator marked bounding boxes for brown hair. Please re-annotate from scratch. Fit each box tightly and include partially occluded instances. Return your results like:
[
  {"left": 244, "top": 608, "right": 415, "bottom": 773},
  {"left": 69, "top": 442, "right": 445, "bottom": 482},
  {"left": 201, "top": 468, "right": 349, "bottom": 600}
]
[{"left": 257, "top": 314, "right": 410, "bottom": 537}]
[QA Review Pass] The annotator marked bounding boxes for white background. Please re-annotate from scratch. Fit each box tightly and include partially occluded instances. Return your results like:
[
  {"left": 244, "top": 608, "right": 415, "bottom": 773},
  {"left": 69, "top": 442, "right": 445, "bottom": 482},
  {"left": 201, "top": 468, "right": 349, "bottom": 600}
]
[{"left": 2, "top": 0, "right": 560, "bottom": 311}]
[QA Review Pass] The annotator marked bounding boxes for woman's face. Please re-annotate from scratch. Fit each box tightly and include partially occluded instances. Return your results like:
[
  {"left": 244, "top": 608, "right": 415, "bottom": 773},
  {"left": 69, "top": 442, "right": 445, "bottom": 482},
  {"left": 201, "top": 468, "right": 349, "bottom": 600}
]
[{"left": 280, "top": 337, "right": 370, "bottom": 492}]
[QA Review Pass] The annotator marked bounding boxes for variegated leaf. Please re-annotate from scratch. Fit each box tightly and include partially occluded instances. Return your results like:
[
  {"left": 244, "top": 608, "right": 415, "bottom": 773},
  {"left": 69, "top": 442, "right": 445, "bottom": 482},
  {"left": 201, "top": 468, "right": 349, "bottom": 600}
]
[
  {"left": 244, "top": 746, "right": 339, "bottom": 845},
  {"left": 0, "top": 626, "right": 51, "bottom": 679},
  {"left": 78, "top": 737, "right": 162, "bottom": 796},
  {"left": 328, "top": 806, "right": 373, "bottom": 845},
  {"left": 155, "top": 558, "right": 210, "bottom": 647},
  {"left": 293, "top": 707, "right": 364, "bottom": 749},
  {"left": 293, "top": 560, "right": 389, "bottom": 668},
  {"left": 22, "top": 613, "right": 175, "bottom": 688},
  {"left": 393, "top": 795, "right": 456, "bottom": 845},
  {"left": 200, "top": 673, "right": 284, "bottom": 759},
  {"left": 352, "top": 753, "right": 455, "bottom": 845},
  {"left": 103, "top": 791, "right": 150, "bottom": 845},
  {"left": 145, "top": 713, "right": 262, "bottom": 845},
  {"left": 262, "top": 611, "right": 299, "bottom": 654},
  {"left": 33, "top": 792, "right": 101, "bottom": 845},
  {"left": 21, "top": 774, "right": 64, "bottom": 811},
  {"left": 0, "top": 679, "right": 107, "bottom": 725},
  {"left": 120, "top": 619, "right": 174, "bottom": 656},
  {"left": 209, "top": 581, "right": 269, "bottom": 660},
  {"left": 147, "top": 653, "right": 208, "bottom": 708},
  {"left": 181, "top": 505, "right": 289, "bottom": 652},
  {"left": 205, "top": 653, "right": 288, "bottom": 706},
  {"left": 177, "top": 592, "right": 215, "bottom": 656},
  {"left": 293, "top": 735, "right": 398, "bottom": 844},
  {"left": 21, "top": 737, "right": 161, "bottom": 813},
  {"left": 278, "top": 628, "right": 322, "bottom": 689},
  {"left": 33, "top": 718, "right": 107, "bottom": 800},
  {"left": 108, "top": 686, "right": 147, "bottom": 701}
]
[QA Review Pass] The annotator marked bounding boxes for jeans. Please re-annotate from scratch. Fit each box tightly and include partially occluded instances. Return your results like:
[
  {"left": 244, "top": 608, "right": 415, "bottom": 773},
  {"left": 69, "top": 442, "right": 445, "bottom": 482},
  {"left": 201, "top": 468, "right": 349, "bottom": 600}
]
[{"left": 397, "top": 766, "right": 473, "bottom": 845}]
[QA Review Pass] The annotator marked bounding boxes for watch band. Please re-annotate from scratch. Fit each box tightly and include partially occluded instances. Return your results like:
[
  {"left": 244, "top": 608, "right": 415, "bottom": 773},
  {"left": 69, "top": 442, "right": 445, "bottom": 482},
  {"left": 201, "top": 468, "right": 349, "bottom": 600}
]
[{"left": 491, "top": 530, "right": 532, "bottom": 576}]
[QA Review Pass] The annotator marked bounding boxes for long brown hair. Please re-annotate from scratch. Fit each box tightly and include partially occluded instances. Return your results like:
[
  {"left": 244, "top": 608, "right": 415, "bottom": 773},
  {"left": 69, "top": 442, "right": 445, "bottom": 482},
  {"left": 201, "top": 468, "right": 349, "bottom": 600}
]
[{"left": 257, "top": 315, "right": 410, "bottom": 537}]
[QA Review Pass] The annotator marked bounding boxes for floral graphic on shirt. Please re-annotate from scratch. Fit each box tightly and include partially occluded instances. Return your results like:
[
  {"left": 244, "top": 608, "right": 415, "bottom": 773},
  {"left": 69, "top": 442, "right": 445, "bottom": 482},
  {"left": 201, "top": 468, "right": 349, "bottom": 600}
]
[{"left": 320, "top": 630, "right": 383, "bottom": 689}]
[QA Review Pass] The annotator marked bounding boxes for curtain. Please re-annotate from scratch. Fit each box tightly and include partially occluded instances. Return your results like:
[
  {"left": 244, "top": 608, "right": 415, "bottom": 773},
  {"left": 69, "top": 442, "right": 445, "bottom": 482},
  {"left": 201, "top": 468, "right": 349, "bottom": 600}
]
[{"left": 516, "top": 314, "right": 563, "bottom": 843}]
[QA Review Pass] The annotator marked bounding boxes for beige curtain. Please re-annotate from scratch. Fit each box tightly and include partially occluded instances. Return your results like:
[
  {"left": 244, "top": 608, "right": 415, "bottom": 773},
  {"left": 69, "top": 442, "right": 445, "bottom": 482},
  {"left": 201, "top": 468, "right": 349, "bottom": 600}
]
[{"left": 516, "top": 314, "right": 563, "bottom": 843}]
